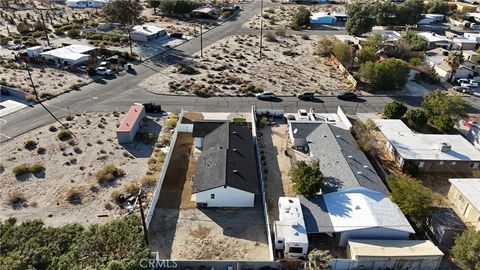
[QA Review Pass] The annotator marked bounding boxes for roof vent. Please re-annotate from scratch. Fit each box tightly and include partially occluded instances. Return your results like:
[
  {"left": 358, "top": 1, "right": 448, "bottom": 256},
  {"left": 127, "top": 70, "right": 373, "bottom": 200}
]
[
  {"left": 293, "top": 128, "right": 298, "bottom": 134},
  {"left": 435, "top": 142, "right": 451, "bottom": 153},
  {"left": 218, "top": 146, "right": 223, "bottom": 149},
  {"left": 357, "top": 171, "right": 362, "bottom": 174},
  {"left": 363, "top": 165, "right": 368, "bottom": 168},
  {"left": 348, "top": 155, "right": 353, "bottom": 159},
  {"left": 355, "top": 205, "right": 361, "bottom": 210},
  {"left": 336, "top": 135, "right": 341, "bottom": 138},
  {"left": 233, "top": 148, "right": 238, "bottom": 152},
  {"left": 233, "top": 169, "right": 238, "bottom": 174}
]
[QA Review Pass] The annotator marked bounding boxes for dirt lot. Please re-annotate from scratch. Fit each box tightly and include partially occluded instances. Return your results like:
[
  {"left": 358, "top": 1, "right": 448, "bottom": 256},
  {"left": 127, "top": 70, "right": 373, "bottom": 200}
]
[
  {"left": 259, "top": 122, "right": 297, "bottom": 223},
  {"left": 149, "top": 132, "right": 269, "bottom": 260},
  {"left": 245, "top": 4, "right": 346, "bottom": 30},
  {"left": 0, "top": 112, "right": 167, "bottom": 226},
  {"left": 140, "top": 34, "right": 350, "bottom": 96}
]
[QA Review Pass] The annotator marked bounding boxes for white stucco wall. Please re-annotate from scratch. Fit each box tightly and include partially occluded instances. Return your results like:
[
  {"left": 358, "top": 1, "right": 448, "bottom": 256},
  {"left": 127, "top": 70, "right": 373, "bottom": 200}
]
[
  {"left": 195, "top": 186, "right": 255, "bottom": 207},
  {"left": 339, "top": 227, "right": 411, "bottom": 246}
]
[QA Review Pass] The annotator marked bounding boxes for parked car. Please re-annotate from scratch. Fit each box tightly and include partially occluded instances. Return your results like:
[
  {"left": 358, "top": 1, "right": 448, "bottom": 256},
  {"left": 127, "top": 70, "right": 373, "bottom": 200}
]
[
  {"left": 286, "top": 115, "right": 296, "bottom": 121},
  {"left": 142, "top": 102, "right": 162, "bottom": 113},
  {"left": 453, "top": 86, "right": 472, "bottom": 94},
  {"left": 78, "top": 65, "right": 87, "bottom": 72},
  {"left": 336, "top": 91, "right": 357, "bottom": 100},
  {"left": 297, "top": 91, "right": 315, "bottom": 100},
  {"left": 170, "top": 32, "right": 183, "bottom": 39},
  {"left": 96, "top": 67, "right": 112, "bottom": 76},
  {"left": 99, "top": 61, "right": 109, "bottom": 67},
  {"left": 255, "top": 91, "right": 276, "bottom": 100},
  {"left": 458, "top": 78, "right": 478, "bottom": 88},
  {"left": 297, "top": 109, "right": 309, "bottom": 120}
]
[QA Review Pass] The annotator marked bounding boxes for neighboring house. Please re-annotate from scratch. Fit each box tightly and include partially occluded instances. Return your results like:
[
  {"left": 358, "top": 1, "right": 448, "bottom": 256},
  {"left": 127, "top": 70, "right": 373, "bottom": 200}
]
[
  {"left": 26, "top": 45, "right": 43, "bottom": 57},
  {"left": 382, "top": 31, "right": 401, "bottom": 42},
  {"left": 346, "top": 240, "right": 443, "bottom": 270},
  {"left": 130, "top": 25, "right": 166, "bottom": 42},
  {"left": 417, "top": 14, "right": 444, "bottom": 25},
  {"left": 465, "top": 12, "right": 480, "bottom": 23},
  {"left": 448, "top": 2, "right": 478, "bottom": 13},
  {"left": 190, "top": 7, "right": 216, "bottom": 18},
  {"left": 452, "top": 37, "right": 478, "bottom": 50},
  {"left": 273, "top": 197, "right": 309, "bottom": 259},
  {"left": 425, "top": 48, "right": 474, "bottom": 82},
  {"left": 40, "top": 44, "right": 95, "bottom": 66},
  {"left": 116, "top": 104, "right": 145, "bottom": 144},
  {"left": 191, "top": 121, "right": 258, "bottom": 207},
  {"left": 465, "top": 32, "right": 480, "bottom": 43},
  {"left": 463, "top": 50, "right": 479, "bottom": 64},
  {"left": 427, "top": 207, "right": 467, "bottom": 250},
  {"left": 417, "top": 32, "right": 453, "bottom": 49},
  {"left": 448, "top": 178, "right": 480, "bottom": 231},
  {"left": 300, "top": 187, "right": 415, "bottom": 246},
  {"left": 310, "top": 12, "right": 337, "bottom": 24},
  {"left": 66, "top": 0, "right": 107, "bottom": 8},
  {"left": 375, "top": 119, "right": 480, "bottom": 173},
  {"left": 334, "top": 35, "right": 365, "bottom": 49},
  {"left": 288, "top": 122, "right": 389, "bottom": 194}
]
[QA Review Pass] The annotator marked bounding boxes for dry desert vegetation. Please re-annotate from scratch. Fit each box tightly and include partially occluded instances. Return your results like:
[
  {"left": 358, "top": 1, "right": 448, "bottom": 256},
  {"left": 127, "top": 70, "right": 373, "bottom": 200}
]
[
  {"left": 0, "top": 111, "right": 171, "bottom": 226},
  {"left": 140, "top": 33, "right": 350, "bottom": 97},
  {"left": 245, "top": 4, "right": 345, "bottom": 30}
]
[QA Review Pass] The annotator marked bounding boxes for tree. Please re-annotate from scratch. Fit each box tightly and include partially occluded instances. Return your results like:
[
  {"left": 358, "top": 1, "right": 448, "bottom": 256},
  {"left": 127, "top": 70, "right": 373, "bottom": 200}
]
[
  {"left": 425, "top": 0, "right": 449, "bottom": 15},
  {"left": 314, "top": 36, "right": 335, "bottom": 56},
  {"left": 400, "top": 30, "right": 428, "bottom": 51},
  {"left": 405, "top": 109, "right": 428, "bottom": 130},
  {"left": 397, "top": 0, "right": 424, "bottom": 25},
  {"left": 149, "top": 0, "right": 160, "bottom": 14},
  {"left": 332, "top": 42, "right": 353, "bottom": 67},
  {"left": 305, "top": 249, "right": 332, "bottom": 270},
  {"left": 356, "top": 46, "right": 377, "bottom": 64},
  {"left": 346, "top": 3, "right": 375, "bottom": 36},
  {"left": 103, "top": 0, "right": 143, "bottom": 25},
  {"left": 452, "top": 230, "right": 480, "bottom": 270},
  {"left": 373, "top": 1, "right": 397, "bottom": 26},
  {"left": 289, "top": 160, "right": 323, "bottom": 197},
  {"left": 383, "top": 101, "right": 407, "bottom": 119},
  {"left": 291, "top": 7, "right": 311, "bottom": 28},
  {"left": 422, "top": 90, "right": 465, "bottom": 132},
  {"left": 359, "top": 58, "right": 410, "bottom": 91},
  {"left": 446, "top": 51, "right": 464, "bottom": 82},
  {"left": 364, "top": 34, "right": 388, "bottom": 50},
  {"left": 159, "top": 0, "right": 199, "bottom": 15},
  {"left": 388, "top": 174, "right": 434, "bottom": 224}
]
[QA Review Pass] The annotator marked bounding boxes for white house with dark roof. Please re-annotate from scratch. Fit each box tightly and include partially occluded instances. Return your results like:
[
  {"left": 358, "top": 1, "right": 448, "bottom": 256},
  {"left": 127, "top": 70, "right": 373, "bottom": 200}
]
[
  {"left": 191, "top": 121, "right": 258, "bottom": 207},
  {"left": 448, "top": 178, "right": 480, "bottom": 231},
  {"left": 425, "top": 48, "right": 475, "bottom": 82},
  {"left": 374, "top": 119, "right": 480, "bottom": 172}
]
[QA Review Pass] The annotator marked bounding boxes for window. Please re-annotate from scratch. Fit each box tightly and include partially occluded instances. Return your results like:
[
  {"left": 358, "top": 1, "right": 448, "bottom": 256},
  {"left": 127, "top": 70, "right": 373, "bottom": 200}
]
[
  {"left": 210, "top": 194, "right": 215, "bottom": 199},
  {"left": 451, "top": 162, "right": 457, "bottom": 165},
  {"left": 419, "top": 162, "right": 425, "bottom": 168},
  {"left": 277, "top": 240, "right": 283, "bottom": 244},
  {"left": 459, "top": 195, "right": 466, "bottom": 204},
  {"left": 439, "top": 161, "right": 444, "bottom": 165},
  {"left": 288, "top": 247, "right": 304, "bottom": 254},
  {"left": 470, "top": 163, "right": 479, "bottom": 169}
]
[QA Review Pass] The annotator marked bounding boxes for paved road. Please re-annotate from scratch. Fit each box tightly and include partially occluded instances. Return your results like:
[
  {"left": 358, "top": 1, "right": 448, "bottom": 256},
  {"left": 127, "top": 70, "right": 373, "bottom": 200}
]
[{"left": 1, "top": 0, "right": 480, "bottom": 142}]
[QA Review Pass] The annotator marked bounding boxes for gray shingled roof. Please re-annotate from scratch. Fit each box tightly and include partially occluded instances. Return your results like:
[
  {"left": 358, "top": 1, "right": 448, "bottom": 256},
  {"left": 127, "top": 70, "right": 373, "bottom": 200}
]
[
  {"left": 306, "top": 124, "right": 388, "bottom": 194},
  {"left": 290, "top": 122, "right": 322, "bottom": 138},
  {"left": 192, "top": 122, "right": 259, "bottom": 194},
  {"left": 299, "top": 195, "right": 334, "bottom": 233}
]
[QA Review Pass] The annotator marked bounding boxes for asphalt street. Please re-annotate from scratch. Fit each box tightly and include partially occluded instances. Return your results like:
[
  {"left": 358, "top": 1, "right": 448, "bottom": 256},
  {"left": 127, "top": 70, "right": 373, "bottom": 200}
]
[{"left": 1, "top": 0, "right": 480, "bottom": 142}]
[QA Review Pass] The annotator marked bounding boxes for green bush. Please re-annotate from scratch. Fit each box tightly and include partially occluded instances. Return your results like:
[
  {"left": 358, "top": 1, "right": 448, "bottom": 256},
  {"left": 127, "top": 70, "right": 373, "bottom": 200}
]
[
  {"left": 405, "top": 109, "right": 428, "bottom": 130},
  {"left": 110, "top": 190, "right": 123, "bottom": 204},
  {"left": 165, "top": 115, "right": 178, "bottom": 129},
  {"left": 124, "top": 183, "right": 139, "bottom": 196},
  {"left": 67, "top": 29, "right": 81, "bottom": 39},
  {"left": 24, "top": 140, "right": 37, "bottom": 150},
  {"left": 402, "top": 160, "right": 419, "bottom": 176},
  {"left": 96, "top": 164, "right": 125, "bottom": 182},
  {"left": 57, "top": 130, "right": 72, "bottom": 141},
  {"left": 139, "top": 175, "right": 157, "bottom": 187},
  {"left": 12, "top": 164, "right": 30, "bottom": 176},
  {"left": 30, "top": 163, "right": 45, "bottom": 174},
  {"left": 290, "top": 7, "right": 311, "bottom": 28},
  {"left": 383, "top": 101, "right": 407, "bottom": 119}
]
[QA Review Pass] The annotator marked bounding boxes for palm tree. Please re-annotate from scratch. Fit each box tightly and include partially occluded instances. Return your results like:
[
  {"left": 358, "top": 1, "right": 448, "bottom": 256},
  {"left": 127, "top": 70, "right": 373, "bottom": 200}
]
[
  {"left": 446, "top": 51, "right": 464, "bottom": 83},
  {"left": 305, "top": 249, "right": 332, "bottom": 270}
]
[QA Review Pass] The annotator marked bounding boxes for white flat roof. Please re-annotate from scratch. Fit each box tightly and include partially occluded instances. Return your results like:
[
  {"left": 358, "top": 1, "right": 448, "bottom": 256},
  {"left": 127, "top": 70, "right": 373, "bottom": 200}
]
[
  {"left": 277, "top": 197, "right": 308, "bottom": 244},
  {"left": 348, "top": 240, "right": 444, "bottom": 257},
  {"left": 449, "top": 178, "right": 480, "bottom": 211},
  {"left": 323, "top": 187, "right": 414, "bottom": 234},
  {"left": 132, "top": 25, "right": 165, "bottom": 36},
  {"left": 40, "top": 44, "right": 95, "bottom": 61},
  {"left": 418, "top": 32, "right": 452, "bottom": 43},
  {"left": 374, "top": 119, "right": 480, "bottom": 161}
]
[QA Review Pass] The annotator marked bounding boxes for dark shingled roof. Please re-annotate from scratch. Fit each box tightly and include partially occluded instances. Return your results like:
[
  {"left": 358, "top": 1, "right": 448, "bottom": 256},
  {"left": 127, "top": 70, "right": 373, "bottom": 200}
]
[
  {"left": 306, "top": 124, "right": 389, "bottom": 194},
  {"left": 299, "top": 195, "right": 334, "bottom": 233},
  {"left": 290, "top": 122, "right": 322, "bottom": 138},
  {"left": 192, "top": 120, "right": 226, "bottom": 138},
  {"left": 192, "top": 122, "right": 259, "bottom": 194}
]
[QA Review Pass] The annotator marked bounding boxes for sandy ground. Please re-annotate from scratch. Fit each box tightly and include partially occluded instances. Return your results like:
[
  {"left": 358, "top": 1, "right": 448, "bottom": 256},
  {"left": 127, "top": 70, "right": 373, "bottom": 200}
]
[
  {"left": 149, "top": 132, "right": 269, "bottom": 260},
  {"left": 245, "top": 4, "right": 346, "bottom": 30},
  {"left": 0, "top": 112, "right": 166, "bottom": 226},
  {"left": 140, "top": 34, "right": 350, "bottom": 96}
]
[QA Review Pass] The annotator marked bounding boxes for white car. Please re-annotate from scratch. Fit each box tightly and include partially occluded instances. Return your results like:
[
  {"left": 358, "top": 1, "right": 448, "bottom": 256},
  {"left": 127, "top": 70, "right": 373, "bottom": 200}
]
[
  {"left": 297, "top": 109, "right": 309, "bottom": 121},
  {"left": 96, "top": 67, "right": 112, "bottom": 76},
  {"left": 99, "top": 61, "right": 109, "bottom": 67},
  {"left": 458, "top": 78, "right": 478, "bottom": 88},
  {"left": 255, "top": 91, "right": 276, "bottom": 100}
]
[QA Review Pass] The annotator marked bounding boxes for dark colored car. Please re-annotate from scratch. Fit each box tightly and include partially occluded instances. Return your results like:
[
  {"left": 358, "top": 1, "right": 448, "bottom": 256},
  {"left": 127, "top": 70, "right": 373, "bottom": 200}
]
[
  {"left": 336, "top": 92, "right": 357, "bottom": 100},
  {"left": 170, "top": 32, "right": 183, "bottom": 39},
  {"left": 297, "top": 92, "right": 315, "bottom": 100},
  {"left": 142, "top": 102, "right": 162, "bottom": 113}
]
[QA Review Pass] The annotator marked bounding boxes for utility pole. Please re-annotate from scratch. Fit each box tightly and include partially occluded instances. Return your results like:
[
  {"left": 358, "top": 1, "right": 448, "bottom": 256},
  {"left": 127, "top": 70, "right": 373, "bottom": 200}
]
[
  {"left": 128, "top": 28, "right": 133, "bottom": 56},
  {"left": 259, "top": 0, "right": 264, "bottom": 59},
  {"left": 137, "top": 189, "right": 149, "bottom": 246},
  {"left": 200, "top": 24, "right": 203, "bottom": 59}
]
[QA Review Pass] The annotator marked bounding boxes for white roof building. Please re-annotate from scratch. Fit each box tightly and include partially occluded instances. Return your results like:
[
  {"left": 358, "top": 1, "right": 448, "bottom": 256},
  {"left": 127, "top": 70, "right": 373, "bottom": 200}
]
[
  {"left": 418, "top": 32, "right": 453, "bottom": 49},
  {"left": 449, "top": 178, "right": 480, "bottom": 211},
  {"left": 40, "top": 44, "right": 95, "bottom": 65},
  {"left": 130, "top": 25, "right": 166, "bottom": 42},
  {"left": 465, "top": 32, "right": 480, "bottom": 43},
  {"left": 374, "top": 119, "right": 480, "bottom": 162}
]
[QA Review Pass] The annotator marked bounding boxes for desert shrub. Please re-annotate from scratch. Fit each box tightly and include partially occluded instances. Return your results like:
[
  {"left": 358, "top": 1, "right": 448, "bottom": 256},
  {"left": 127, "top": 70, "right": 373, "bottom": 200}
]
[
  {"left": 6, "top": 191, "right": 26, "bottom": 206},
  {"left": 265, "top": 32, "right": 277, "bottom": 42},
  {"left": 165, "top": 115, "right": 178, "bottom": 129},
  {"left": 274, "top": 29, "right": 286, "bottom": 37},
  {"left": 48, "top": 125, "right": 57, "bottom": 132},
  {"left": 12, "top": 164, "right": 30, "bottom": 176},
  {"left": 24, "top": 140, "right": 37, "bottom": 150},
  {"left": 30, "top": 163, "right": 45, "bottom": 174},
  {"left": 66, "top": 188, "right": 81, "bottom": 204},
  {"left": 57, "top": 130, "right": 72, "bottom": 141},
  {"left": 96, "top": 164, "right": 125, "bottom": 182},
  {"left": 0, "top": 163, "right": 4, "bottom": 173},
  {"left": 139, "top": 175, "right": 157, "bottom": 187},
  {"left": 144, "top": 132, "right": 155, "bottom": 144},
  {"left": 110, "top": 191, "right": 123, "bottom": 204},
  {"left": 124, "top": 183, "right": 139, "bottom": 196},
  {"left": 159, "top": 135, "right": 170, "bottom": 145},
  {"left": 176, "top": 62, "right": 198, "bottom": 75},
  {"left": 290, "top": 7, "right": 311, "bottom": 28}
]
